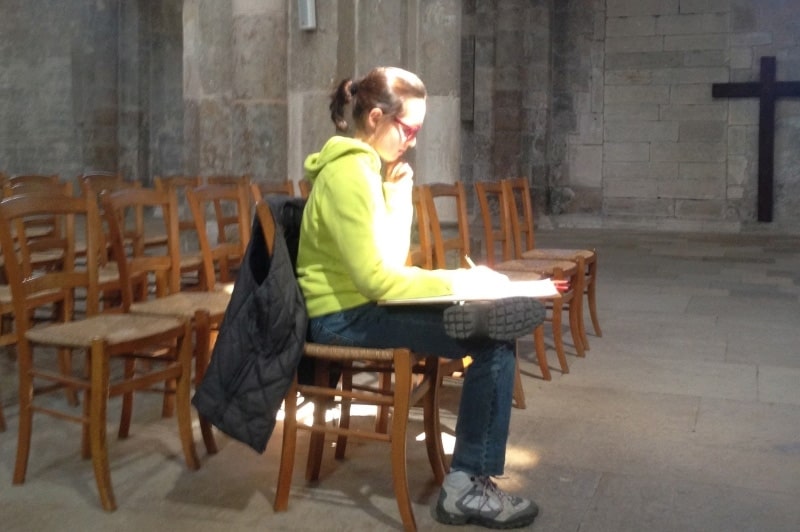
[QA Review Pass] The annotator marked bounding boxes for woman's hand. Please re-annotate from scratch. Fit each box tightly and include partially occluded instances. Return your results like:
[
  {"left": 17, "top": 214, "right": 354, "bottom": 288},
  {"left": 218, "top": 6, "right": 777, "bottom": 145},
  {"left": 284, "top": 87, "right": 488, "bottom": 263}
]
[{"left": 385, "top": 160, "right": 413, "bottom": 183}]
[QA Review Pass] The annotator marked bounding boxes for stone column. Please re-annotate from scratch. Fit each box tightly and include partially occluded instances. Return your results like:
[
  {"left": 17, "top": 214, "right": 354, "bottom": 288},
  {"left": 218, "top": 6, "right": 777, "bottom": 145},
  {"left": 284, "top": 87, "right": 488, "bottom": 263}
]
[
  {"left": 408, "top": 0, "right": 462, "bottom": 188},
  {"left": 183, "top": 0, "right": 287, "bottom": 180}
]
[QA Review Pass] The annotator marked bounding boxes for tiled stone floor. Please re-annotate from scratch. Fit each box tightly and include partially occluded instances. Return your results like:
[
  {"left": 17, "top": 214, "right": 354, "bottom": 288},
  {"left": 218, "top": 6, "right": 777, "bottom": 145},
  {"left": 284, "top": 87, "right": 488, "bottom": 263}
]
[{"left": 1, "top": 228, "right": 799, "bottom": 531}]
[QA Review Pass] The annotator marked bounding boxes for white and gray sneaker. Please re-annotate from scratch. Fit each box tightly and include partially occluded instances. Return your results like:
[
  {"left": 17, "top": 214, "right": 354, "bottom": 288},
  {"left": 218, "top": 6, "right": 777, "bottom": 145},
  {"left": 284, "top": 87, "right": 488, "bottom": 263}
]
[{"left": 432, "top": 471, "right": 539, "bottom": 529}]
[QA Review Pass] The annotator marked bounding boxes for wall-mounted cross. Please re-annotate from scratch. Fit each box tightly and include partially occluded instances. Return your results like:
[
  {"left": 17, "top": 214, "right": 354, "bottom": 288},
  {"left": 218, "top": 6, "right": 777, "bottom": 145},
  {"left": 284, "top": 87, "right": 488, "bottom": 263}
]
[{"left": 712, "top": 56, "right": 800, "bottom": 222}]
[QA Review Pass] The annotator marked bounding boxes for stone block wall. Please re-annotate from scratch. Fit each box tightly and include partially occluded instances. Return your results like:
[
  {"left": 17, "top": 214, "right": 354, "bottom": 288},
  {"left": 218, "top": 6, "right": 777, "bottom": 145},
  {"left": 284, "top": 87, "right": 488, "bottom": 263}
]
[
  {"left": 0, "top": 0, "right": 182, "bottom": 185},
  {"left": 566, "top": 0, "right": 800, "bottom": 230}
]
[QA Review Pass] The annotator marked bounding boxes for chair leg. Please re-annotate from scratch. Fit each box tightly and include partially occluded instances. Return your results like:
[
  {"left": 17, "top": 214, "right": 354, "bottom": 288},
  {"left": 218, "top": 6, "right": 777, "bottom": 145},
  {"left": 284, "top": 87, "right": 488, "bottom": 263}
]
[
  {"left": 81, "top": 387, "right": 91, "bottom": 459},
  {"left": 375, "top": 371, "right": 392, "bottom": 434},
  {"left": 568, "top": 296, "right": 586, "bottom": 358},
  {"left": 421, "top": 356, "right": 446, "bottom": 484},
  {"left": 88, "top": 338, "right": 116, "bottom": 511},
  {"left": 533, "top": 325, "right": 551, "bottom": 381},
  {"left": 306, "top": 361, "right": 330, "bottom": 481},
  {"left": 550, "top": 299, "right": 570, "bottom": 375},
  {"left": 587, "top": 263, "right": 602, "bottom": 337},
  {"left": 56, "top": 300, "right": 79, "bottom": 407},
  {"left": 274, "top": 379, "right": 299, "bottom": 512},
  {"left": 57, "top": 352, "right": 79, "bottom": 406},
  {"left": 193, "top": 310, "right": 218, "bottom": 454},
  {"left": 573, "top": 258, "right": 589, "bottom": 353},
  {"left": 334, "top": 366, "right": 352, "bottom": 460},
  {"left": 175, "top": 323, "right": 200, "bottom": 471},
  {"left": 13, "top": 346, "right": 35, "bottom": 484},
  {"left": 390, "top": 351, "right": 416, "bottom": 531},
  {"left": 512, "top": 354, "right": 526, "bottom": 409},
  {"left": 117, "top": 358, "right": 135, "bottom": 439}
]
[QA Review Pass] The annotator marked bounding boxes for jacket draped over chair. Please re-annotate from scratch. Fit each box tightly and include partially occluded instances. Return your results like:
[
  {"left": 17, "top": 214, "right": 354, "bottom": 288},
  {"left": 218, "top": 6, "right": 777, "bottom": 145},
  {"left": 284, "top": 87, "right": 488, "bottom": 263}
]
[{"left": 192, "top": 197, "right": 307, "bottom": 453}]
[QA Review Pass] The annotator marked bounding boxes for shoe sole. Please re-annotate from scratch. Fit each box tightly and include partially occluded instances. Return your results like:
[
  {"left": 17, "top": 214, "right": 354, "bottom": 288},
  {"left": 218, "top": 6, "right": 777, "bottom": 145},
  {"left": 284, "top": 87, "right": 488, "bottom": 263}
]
[
  {"left": 442, "top": 297, "right": 545, "bottom": 341},
  {"left": 432, "top": 504, "right": 538, "bottom": 529}
]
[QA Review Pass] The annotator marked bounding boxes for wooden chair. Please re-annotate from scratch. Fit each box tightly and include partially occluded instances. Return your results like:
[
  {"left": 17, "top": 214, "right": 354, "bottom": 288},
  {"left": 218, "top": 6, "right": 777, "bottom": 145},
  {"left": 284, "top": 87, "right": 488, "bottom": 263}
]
[
  {"left": 416, "top": 182, "right": 536, "bottom": 407},
  {"left": 154, "top": 175, "right": 207, "bottom": 290},
  {"left": 502, "top": 177, "right": 601, "bottom": 343},
  {"left": 489, "top": 179, "right": 589, "bottom": 354},
  {"left": 101, "top": 186, "right": 231, "bottom": 454},
  {"left": 186, "top": 183, "right": 251, "bottom": 283},
  {"left": 0, "top": 180, "right": 75, "bottom": 351},
  {"left": 250, "top": 179, "right": 296, "bottom": 204},
  {"left": 0, "top": 192, "right": 199, "bottom": 511},
  {"left": 476, "top": 181, "right": 583, "bottom": 379},
  {"left": 257, "top": 201, "right": 446, "bottom": 531}
]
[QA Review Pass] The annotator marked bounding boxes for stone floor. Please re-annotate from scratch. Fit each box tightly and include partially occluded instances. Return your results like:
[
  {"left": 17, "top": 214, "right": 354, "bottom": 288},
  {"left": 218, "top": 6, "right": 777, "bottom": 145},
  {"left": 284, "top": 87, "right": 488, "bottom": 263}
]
[{"left": 1, "top": 228, "right": 800, "bottom": 531}]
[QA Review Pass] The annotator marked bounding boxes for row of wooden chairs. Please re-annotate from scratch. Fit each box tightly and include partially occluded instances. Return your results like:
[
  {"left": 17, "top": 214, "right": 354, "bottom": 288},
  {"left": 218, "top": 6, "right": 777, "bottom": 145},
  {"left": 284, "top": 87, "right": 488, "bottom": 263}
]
[
  {"left": 0, "top": 173, "right": 290, "bottom": 509},
  {"left": 410, "top": 178, "right": 602, "bottom": 409}
]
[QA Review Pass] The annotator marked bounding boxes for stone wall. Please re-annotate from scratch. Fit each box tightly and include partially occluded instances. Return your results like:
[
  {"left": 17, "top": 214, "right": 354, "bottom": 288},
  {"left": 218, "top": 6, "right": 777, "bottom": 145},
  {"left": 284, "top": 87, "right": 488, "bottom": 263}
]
[
  {"left": 0, "top": 0, "right": 182, "bottom": 185},
  {"left": 2, "top": 0, "right": 799, "bottom": 232},
  {"left": 561, "top": 0, "right": 800, "bottom": 231}
]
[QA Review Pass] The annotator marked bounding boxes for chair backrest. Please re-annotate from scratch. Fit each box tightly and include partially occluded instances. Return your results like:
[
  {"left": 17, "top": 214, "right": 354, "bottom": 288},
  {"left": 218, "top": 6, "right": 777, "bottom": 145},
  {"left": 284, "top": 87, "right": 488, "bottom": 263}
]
[
  {"left": 2, "top": 180, "right": 73, "bottom": 244},
  {"left": 205, "top": 174, "right": 251, "bottom": 186},
  {"left": 0, "top": 193, "right": 102, "bottom": 324},
  {"left": 418, "top": 182, "right": 472, "bottom": 269},
  {"left": 250, "top": 180, "right": 295, "bottom": 204},
  {"left": 298, "top": 178, "right": 312, "bottom": 200},
  {"left": 101, "top": 187, "right": 181, "bottom": 306},
  {"left": 154, "top": 175, "right": 203, "bottom": 250},
  {"left": 502, "top": 177, "right": 537, "bottom": 257},
  {"left": 407, "top": 185, "right": 433, "bottom": 269},
  {"left": 186, "top": 183, "right": 251, "bottom": 285},
  {"left": 6, "top": 174, "right": 60, "bottom": 190},
  {"left": 474, "top": 181, "right": 513, "bottom": 267},
  {"left": 204, "top": 176, "right": 253, "bottom": 243},
  {"left": 254, "top": 201, "right": 277, "bottom": 257},
  {"left": 79, "top": 172, "right": 127, "bottom": 196},
  {"left": 80, "top": 173, "right": 144, "bottom": 259}
]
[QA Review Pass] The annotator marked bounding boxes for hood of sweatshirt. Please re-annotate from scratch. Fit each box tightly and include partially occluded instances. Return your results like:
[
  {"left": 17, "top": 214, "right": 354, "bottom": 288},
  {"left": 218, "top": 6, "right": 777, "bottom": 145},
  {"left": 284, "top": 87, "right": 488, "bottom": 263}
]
[{"left": 303, "top": 136, "right": 380, "bottom": 185}]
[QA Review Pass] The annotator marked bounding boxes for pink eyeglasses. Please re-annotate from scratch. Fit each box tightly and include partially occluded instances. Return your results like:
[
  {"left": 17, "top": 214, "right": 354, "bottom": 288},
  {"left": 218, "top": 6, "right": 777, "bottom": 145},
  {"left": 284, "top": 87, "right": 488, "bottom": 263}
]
[{"left": 393, "top": 116, "right": 422, "bottom": 142}]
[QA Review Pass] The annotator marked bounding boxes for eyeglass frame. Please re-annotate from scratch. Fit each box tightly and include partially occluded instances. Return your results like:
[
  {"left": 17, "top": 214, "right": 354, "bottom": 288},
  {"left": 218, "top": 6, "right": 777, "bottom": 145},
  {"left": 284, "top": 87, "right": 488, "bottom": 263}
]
[{"left": 392, "top": 116, "right": 422, "bottom": 142}]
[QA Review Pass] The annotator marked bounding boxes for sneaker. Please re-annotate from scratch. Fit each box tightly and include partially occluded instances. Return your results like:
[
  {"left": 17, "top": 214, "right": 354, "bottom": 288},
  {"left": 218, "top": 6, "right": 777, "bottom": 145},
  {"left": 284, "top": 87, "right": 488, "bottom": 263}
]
[
  {"left": 443, "top": 297, "right": 545, "bottom": 341},
  {"left": 432, "top": 471, "right": 539, "bottom": 529}
]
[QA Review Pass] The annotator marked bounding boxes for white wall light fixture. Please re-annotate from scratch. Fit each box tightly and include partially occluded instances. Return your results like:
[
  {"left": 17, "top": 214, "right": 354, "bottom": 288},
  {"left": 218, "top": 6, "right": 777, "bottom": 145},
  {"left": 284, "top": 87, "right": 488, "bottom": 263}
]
[{"left": 298, "top": 0, "right": 317, "bottom": 31}]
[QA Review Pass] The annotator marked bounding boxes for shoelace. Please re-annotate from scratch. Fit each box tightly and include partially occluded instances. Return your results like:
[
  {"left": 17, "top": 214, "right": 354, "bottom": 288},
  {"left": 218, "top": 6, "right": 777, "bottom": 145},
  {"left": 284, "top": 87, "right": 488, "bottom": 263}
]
[{"left": 474, "top": 476, "right": 513, "bottom": 511}]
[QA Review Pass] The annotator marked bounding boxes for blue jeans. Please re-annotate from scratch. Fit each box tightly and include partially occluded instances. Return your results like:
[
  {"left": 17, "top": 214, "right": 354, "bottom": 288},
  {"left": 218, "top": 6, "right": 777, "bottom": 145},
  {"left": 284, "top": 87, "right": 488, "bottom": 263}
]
[{"left": 308, "top": 302, "right": 516, "bottom": 476}]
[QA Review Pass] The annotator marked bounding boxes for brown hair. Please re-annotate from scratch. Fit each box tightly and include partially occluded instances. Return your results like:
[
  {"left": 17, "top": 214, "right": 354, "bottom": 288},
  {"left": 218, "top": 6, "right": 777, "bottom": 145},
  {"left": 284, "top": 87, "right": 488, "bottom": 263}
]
[{"left": 329, "top": 67, "right": 427, "bottom": 133}]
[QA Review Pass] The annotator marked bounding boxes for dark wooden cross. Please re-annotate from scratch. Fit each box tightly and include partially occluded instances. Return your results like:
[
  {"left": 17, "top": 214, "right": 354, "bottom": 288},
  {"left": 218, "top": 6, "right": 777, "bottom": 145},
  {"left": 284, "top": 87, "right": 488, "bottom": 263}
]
[{"left": 712, "top": 56, "right": 800, "bottom": 222}]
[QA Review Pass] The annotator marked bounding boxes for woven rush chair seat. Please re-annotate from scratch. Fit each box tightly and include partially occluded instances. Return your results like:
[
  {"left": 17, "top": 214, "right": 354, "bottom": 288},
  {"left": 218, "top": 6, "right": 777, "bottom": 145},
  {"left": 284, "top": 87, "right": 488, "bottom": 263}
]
[
  {"left": 25, "top": 313, "right": 185, "bottom": 349},
  {"left": 254, "top": 201, "right": 446, "bottom": 532},
  {"left": 129, "top": 290, "right": 230, "bottom": 319}
]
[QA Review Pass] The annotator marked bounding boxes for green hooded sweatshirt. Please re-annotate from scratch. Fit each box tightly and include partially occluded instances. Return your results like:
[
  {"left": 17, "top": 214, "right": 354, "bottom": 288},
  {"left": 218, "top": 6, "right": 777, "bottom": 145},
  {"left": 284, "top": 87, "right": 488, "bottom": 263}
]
[{"left": 296, "top": 136, "right": 457, "bottom": 318}]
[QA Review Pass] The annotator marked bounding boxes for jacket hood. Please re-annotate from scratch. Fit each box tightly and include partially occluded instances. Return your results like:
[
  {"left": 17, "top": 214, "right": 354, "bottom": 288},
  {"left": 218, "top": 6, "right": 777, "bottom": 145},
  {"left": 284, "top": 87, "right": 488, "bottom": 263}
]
[{"left": 303, "top": 136, "right": 379, "bottom": 185}]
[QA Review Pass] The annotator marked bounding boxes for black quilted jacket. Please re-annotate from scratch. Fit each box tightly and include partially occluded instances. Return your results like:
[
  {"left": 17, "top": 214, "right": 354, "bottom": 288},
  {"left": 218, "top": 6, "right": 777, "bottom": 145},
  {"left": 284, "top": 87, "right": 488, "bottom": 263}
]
[{"left": 192, "top": 197, "right": 307, "bottom": 453}]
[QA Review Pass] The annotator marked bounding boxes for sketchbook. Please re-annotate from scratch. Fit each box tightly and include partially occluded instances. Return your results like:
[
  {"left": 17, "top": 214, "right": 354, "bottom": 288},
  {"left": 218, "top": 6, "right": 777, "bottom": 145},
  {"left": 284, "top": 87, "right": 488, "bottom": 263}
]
[{"left": 378, "top": 279, "right": 559, "bottom": 306}]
